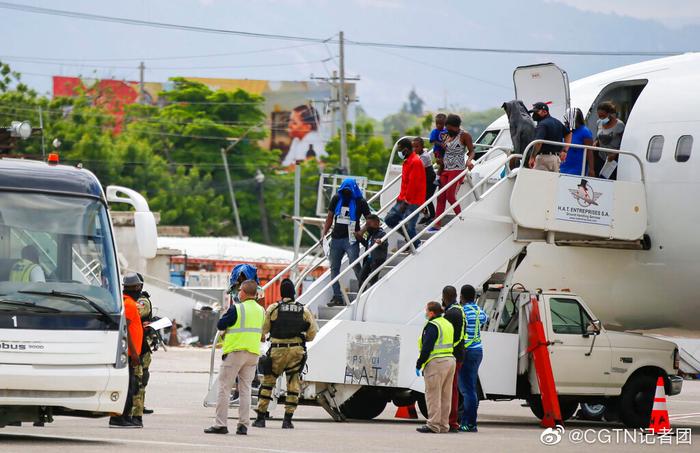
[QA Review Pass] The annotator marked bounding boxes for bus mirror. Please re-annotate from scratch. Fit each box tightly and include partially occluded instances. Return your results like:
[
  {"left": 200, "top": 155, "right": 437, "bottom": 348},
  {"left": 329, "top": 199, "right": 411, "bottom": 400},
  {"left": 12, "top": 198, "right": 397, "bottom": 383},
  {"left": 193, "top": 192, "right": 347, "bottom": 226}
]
[
  {"left": 106, "top": 185, "right": 158, "bottom": 259},
  {"left": 134, "top": 211, "right": 158, "bottom": 259}
]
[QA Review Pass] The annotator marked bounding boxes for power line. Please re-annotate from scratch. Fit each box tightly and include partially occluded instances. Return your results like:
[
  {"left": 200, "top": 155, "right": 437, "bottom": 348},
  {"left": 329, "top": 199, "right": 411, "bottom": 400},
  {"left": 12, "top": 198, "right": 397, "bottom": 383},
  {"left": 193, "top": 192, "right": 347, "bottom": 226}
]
[
  {"left": 368, "top": 47, "right": 510, "bottom": 90},
  {"left": 0, "top": 2, "right": 689, "bottom": 57},
  {"left": 0, "top": 56, "right": 328, "bottom": 71},
  {"left": 0, "top": 42, "right": 319, "bottom": 63}
]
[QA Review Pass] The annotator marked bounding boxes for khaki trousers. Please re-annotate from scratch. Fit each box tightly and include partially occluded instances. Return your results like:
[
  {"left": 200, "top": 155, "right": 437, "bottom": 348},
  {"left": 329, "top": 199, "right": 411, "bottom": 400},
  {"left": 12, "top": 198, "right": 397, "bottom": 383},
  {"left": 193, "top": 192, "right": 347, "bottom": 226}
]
[
  {"left": 424, "top": 356, "right": 456, "bottom": 433},
  {"left": 215, "top": 350, "right": 259, "bottom": 428},
  {"left": 535, "top": 154, "right": 560, "bottom": 172}
]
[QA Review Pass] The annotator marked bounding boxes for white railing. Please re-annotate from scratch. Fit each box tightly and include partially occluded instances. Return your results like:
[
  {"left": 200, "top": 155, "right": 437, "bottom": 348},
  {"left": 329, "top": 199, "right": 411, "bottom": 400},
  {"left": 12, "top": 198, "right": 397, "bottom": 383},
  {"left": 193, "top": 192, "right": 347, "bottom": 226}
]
[
  {"left": 356, "top": 153, "right": 522, "bottom": 321},
  {"left": 261, "top": 172, "right": 404, "bottom": 293},
  {"left": 302, "top": 145, "right": 514, "bottom": 315},
  {"left": 521, "top": 139, "right": 646, "bottom": 182}
]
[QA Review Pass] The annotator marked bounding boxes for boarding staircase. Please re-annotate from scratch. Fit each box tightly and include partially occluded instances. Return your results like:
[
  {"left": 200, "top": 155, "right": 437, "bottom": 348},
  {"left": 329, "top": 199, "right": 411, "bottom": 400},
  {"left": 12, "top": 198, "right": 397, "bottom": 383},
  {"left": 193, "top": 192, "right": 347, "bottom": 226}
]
[{"left": 254, "top": 140, "right": 650, "bottom": 417}]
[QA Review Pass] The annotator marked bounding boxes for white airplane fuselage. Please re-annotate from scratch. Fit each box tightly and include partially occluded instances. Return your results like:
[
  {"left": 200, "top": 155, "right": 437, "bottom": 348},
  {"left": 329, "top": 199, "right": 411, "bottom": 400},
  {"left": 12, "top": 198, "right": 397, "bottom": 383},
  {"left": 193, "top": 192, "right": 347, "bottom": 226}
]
[{"left": 483, "top": 54, "right": 700, "bottom": 330}]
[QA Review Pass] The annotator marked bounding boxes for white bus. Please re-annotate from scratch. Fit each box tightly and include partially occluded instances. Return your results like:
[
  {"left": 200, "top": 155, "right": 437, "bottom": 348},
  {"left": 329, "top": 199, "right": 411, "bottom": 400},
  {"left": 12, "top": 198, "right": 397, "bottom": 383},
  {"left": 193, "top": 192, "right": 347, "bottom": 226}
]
[{"left": 0, "top": 157, "right": 156, "bottom": 426}]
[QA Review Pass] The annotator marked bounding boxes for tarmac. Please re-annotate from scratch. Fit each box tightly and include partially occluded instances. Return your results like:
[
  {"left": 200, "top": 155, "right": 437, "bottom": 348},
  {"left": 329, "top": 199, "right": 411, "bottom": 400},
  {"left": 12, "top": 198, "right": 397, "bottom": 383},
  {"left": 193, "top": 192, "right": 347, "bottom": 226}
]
[{"left": 1, "top": 347, "right": 698, "bottom": 452}]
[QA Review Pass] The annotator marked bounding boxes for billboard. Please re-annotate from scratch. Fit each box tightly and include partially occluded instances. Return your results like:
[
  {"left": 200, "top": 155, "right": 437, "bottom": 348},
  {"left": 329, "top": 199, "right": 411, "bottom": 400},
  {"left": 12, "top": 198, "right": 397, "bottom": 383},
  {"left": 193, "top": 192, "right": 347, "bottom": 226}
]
[
  {"left": 53, "top": 75, "right": 356, "bottom": 164},
  {"left": 188, "top": 78, "right": 356, "bottom": 166}
]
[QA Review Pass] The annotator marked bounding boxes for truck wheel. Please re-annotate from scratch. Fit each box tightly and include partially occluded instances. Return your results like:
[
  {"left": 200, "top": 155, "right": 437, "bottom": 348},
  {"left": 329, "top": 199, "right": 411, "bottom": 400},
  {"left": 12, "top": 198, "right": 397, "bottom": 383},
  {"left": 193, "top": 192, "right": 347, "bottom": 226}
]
[
  {"left": 413, "top": 393, "right": 429, "bottom": 419},
  {"left": 578, "top": 403, "right": 606, "bottom": 421},
  {"left": 339, "top": 387, "right": 388, "bottom": 420},
  {"left": 527, "top": 397, "right": 578, "bottom": 421},
  {"left": 620, "top": 374, "right": 657, "bottom": 428}
]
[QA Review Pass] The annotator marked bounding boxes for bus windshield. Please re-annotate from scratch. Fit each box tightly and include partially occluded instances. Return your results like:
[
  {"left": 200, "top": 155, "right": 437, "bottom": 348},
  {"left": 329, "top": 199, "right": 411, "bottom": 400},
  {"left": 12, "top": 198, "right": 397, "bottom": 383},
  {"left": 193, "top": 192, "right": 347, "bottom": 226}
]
[{"left": 0, "top": 191, "right": 120, "bottom": 314}]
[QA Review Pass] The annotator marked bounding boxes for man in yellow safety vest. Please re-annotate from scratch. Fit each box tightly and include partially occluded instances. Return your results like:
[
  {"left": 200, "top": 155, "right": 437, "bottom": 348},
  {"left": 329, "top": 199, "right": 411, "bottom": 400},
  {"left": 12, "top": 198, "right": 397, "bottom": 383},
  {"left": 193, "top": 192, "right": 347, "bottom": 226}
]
[
  {"left": 415, "top": 301, "right": 455, "bottom": 434},
  {"left": 9, "top": 245, "right": 45, "bottom": 283},
  {"left": 205, "top": 280, "right": 265, "bottom": 436}
]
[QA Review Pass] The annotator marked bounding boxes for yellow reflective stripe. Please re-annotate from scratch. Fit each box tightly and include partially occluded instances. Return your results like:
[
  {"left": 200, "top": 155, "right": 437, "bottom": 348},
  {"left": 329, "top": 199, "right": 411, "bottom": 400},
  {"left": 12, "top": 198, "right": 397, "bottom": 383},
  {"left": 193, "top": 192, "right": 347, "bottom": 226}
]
[
  {"left": 464, "top": 305, "right": 481, "bottom": 348},
  {"left": 226, "top": 303, "right": 263, "bottom": 334},
  {"left": 448, "top": 304, "right": 466, "bottom": 346},
  {"left": 430, "top": 319, "right": 453, "bottom": 353},
  {"left": 9, "top": 261, "right": 36, "bottom": 282}
]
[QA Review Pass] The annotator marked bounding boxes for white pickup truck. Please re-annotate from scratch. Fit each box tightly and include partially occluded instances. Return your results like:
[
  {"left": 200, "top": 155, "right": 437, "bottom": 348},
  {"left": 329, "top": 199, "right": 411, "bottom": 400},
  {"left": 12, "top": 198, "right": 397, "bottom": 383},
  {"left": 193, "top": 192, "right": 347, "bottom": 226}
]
[{"left": 477, "top": 289, "right": 682, "bottom": 428}]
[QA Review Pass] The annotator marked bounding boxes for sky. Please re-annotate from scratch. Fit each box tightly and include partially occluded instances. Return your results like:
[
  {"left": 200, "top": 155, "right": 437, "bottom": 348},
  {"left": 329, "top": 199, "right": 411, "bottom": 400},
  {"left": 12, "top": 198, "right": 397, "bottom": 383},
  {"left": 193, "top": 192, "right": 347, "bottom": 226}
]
[{"left": 2, "top": 0, "right": 699, "bottom": 118}]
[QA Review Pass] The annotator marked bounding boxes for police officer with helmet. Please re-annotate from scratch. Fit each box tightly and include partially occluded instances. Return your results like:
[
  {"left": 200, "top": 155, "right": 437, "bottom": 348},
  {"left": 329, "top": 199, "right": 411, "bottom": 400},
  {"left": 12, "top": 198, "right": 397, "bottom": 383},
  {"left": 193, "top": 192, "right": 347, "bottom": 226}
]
[{"left": 252, "top": 278, "right": 317, "bottom": 429}]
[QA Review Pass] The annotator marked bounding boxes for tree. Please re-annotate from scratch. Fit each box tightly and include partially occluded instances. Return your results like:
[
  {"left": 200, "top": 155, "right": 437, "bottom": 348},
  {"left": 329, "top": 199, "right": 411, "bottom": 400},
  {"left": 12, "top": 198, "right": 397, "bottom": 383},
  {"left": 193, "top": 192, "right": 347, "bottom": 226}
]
[{"left": 402, "top": 88, "right": 425, "bottom": 116}]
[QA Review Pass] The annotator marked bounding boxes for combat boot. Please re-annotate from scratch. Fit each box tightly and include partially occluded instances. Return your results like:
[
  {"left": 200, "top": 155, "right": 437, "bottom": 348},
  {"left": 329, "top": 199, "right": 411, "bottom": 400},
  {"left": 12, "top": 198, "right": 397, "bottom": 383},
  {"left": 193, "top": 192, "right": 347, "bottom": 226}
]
[
  {"left": 281, "top": 413, "right": 294, "bottom": 429},
  {"left": 252, "top": 412, "right": 266, "bottom": 428}
]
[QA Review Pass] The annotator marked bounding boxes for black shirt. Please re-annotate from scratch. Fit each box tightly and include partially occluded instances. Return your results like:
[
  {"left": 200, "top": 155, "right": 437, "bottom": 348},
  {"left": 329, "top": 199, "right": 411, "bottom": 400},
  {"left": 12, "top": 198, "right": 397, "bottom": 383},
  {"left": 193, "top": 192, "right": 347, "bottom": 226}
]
[
  {"left": 360, "top": 227, "right": 388, "bottom": 263},
  {"left": 328, "top": 194, "right": 370, "bottom": 239},
  {"left": 534, "top": 115, "right": 569, "bottom": 155},
  {"left": 443, "top": 303, "right": 465, "bottom": 360}
]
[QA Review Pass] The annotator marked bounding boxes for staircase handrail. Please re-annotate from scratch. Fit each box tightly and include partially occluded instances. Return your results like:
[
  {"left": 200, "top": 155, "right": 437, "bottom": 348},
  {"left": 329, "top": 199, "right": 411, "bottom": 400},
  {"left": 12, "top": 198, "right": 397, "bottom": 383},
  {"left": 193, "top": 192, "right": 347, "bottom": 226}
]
[
  {"left": 356, "top": 153, "right": 523, "bottom": 321},
  {"left": 303, "top": 145, "right": 514, "bottom": 312},
  {"left": 262, "top": 173, "right": 403, "bottom": 292},
  {"left": 520, "top": 139, "right": 646, "bottom": 182}
]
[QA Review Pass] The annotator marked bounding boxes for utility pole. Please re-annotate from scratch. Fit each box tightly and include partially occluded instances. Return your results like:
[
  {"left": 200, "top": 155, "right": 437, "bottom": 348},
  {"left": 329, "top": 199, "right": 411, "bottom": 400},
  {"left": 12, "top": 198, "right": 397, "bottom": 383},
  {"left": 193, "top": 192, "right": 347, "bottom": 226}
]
[
  {"left": 292, "top": 161, "right": 302, "bottom": 280},
  {"left": 310, "top": 33, "right": 359, "bottom": 174},
  {"left": 255, "top": 169, "right": 271, "bottom": 244},
  {"left": 138, "top": 61, "right": 146, "bottom": 104},
  {"left": 220, "top": 144, "right": 244, "bottom": 238},
  {"left": 338, "top": 31, "right": 349, "bottom": 173}
]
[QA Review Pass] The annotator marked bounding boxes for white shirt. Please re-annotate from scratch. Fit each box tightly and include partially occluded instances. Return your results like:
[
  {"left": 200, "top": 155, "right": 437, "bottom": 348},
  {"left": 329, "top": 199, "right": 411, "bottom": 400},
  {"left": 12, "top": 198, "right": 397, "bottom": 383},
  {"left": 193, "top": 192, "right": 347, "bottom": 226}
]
[
  {"left": 30, "top": 266, "right": 46, "bottom": 282},
  {"left": 282, "top": 131, "right": 327, "bottom": 166}
]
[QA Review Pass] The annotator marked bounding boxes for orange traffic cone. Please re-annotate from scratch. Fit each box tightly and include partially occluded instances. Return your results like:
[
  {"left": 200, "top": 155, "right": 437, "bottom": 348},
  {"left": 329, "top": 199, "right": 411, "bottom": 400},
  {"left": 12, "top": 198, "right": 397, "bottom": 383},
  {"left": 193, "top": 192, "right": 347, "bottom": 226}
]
[
  {"left": 168, "top": 319, "right": 180, "bottom": 347},
  {"left": 649, "top": 376, "right": 671, "bottom": 434},
  {"left": 394, "top": 403, "right": 418, "bottom": 419}
]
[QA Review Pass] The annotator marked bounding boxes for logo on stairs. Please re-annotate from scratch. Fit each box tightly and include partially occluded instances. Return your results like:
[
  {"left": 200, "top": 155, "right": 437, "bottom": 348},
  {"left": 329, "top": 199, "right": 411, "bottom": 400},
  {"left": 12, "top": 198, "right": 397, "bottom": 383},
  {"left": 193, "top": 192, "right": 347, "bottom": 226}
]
[{"left": 556, "top": 175, "right": 613, "bottom": 226}]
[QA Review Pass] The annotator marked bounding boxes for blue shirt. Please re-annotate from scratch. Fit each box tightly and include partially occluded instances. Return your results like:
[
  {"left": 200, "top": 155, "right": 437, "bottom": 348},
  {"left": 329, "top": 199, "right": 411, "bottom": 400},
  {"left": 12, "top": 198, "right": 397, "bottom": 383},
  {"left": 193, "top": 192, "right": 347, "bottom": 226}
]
[
  {"left": 429, "top": 128, "right": 447, "bottom": 156},
  {"left": 463, "top": 302, "right": 488, "bottom": 350},
  {"left": 560, "top": 126, "right": 593, "bottom": 175}
]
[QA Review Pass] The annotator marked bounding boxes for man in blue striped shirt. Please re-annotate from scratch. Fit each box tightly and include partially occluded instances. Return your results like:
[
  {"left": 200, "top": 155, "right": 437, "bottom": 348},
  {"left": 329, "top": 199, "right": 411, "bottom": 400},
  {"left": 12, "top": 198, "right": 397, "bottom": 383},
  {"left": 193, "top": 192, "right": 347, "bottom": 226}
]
[{"left": 458, "top": 284, "right": 488, "bottom": 432}]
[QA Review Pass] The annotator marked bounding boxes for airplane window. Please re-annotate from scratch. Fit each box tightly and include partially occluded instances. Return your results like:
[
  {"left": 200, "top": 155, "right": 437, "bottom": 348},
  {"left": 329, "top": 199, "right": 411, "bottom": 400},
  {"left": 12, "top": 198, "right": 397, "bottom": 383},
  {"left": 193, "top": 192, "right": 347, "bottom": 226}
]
[
  {"left": 675, "top": 135, "right": 693, "bottom": 163},
  {"left": 646, "top": 135, "right": 664, "bottom": 163}
]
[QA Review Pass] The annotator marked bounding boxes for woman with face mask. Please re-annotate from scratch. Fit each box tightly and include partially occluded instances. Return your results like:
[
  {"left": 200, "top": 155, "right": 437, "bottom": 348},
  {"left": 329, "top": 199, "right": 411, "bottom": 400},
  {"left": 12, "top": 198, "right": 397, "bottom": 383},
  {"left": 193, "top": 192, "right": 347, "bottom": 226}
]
[{"left": 593, "top": 101, "right": 625, "bottom": 180}]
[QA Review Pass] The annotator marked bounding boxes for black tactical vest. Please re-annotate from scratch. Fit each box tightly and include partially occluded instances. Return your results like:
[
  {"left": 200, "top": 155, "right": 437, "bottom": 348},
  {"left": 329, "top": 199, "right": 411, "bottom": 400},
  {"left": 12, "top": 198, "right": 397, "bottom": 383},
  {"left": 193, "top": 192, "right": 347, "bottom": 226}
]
[{"left": 270, "top": 301, "right": 307, "bottom": 339}]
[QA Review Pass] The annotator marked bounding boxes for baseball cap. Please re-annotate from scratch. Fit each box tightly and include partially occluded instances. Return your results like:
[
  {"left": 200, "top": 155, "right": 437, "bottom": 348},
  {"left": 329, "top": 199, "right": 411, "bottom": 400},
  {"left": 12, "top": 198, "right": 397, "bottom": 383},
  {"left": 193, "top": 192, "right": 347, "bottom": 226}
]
[{"left": 529, "top": 102, "right": 549, "bottom": 113}]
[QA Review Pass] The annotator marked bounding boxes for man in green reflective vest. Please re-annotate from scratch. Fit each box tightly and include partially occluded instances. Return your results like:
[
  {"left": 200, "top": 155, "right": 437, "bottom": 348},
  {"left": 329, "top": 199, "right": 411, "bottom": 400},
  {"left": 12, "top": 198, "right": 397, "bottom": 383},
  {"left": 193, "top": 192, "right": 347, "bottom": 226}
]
[
  {"left": 415, "top": 301, "right": 455, "bottom": 434},
  {"left": 9, "top": 245, "right": 46, "bottom": 282},
  {"left": 205, "top": 280, "right": 265, "bottom": 436}
]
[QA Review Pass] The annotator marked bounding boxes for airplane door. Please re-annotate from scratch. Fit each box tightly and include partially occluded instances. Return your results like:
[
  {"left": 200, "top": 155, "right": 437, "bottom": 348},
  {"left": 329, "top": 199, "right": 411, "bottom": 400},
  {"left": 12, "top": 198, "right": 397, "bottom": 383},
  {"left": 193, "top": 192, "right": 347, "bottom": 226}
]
[{"left": 513, "top": 63, "right": 571, "bottom": 124}]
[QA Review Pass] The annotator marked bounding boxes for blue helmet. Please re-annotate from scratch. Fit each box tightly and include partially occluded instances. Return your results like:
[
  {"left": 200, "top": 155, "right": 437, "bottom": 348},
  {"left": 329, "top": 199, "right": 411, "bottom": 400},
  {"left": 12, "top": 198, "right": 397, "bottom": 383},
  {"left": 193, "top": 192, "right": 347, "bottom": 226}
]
[{"left": 227, "top": 263, "right": 259, "bottom": 294}]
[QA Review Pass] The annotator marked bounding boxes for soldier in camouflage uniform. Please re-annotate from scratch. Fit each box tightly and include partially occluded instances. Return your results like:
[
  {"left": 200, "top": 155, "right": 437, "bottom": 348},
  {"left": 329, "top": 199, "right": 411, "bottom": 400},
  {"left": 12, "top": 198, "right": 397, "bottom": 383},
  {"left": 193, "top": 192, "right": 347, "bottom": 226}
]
[
  {"left": 252, "top": 279, "right": 317, "bottom": 429},
  {"left": 131, "top": 274, "right": 155, "bottom": 425}
]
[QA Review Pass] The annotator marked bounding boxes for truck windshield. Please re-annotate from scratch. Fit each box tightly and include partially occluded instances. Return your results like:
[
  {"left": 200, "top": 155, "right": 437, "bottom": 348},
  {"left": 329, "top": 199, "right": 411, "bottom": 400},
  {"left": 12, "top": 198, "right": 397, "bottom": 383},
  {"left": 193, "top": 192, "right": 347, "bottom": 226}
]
[{"left": 0, "top": 191, "right": 119, "bottom": 314}]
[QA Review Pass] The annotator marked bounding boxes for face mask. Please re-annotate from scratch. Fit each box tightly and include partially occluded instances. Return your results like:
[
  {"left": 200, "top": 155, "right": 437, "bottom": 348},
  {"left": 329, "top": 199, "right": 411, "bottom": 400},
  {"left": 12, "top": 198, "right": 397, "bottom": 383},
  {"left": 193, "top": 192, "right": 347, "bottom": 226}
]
[
  {"left": 598, "top": 117, "right": 610, "bottom": 126},
  {"left": 532, "top": 112, "right": 542, "bottom": 121},
  {"left": 447, "top": 129, "right": 459, "bottom": 137},
  {"left": 425, "top": 313, "right": 430, "bottom": 320},
  {"left": 398, "top": 150, "right": 406, "bottom": 159}
]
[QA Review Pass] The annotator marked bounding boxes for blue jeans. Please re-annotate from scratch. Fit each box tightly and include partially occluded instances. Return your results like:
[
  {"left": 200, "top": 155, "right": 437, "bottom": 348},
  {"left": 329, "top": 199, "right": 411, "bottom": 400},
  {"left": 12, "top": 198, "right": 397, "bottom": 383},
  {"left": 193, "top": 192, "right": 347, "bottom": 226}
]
[
  {"left": 458, "top": 348, "right": 483, "bottom": 426},
  {"left": 329, "top": 237, "right": 360, "bottom": 299},
  {"left": 384, "top": 202, "right": 421, "bottom": 248}
]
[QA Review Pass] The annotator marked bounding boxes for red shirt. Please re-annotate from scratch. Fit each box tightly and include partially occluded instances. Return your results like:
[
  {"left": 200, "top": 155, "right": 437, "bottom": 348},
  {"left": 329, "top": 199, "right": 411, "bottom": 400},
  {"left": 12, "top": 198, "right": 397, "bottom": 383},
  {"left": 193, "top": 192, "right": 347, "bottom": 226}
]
[
  {"left": 399, "top": 152, "right": 427, "bottom": 205},
  {"left": 123, "top": 294, "right": 143, "bottom": 357}
]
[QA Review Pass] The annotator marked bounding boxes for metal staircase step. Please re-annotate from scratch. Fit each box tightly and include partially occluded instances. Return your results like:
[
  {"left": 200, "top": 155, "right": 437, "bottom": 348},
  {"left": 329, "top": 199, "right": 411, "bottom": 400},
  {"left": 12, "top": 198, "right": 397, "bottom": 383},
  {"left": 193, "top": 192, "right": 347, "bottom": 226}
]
[{"left": 318, "top": 305, "right": 345, "bottom": 320}]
